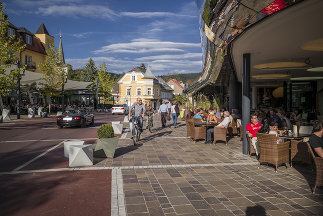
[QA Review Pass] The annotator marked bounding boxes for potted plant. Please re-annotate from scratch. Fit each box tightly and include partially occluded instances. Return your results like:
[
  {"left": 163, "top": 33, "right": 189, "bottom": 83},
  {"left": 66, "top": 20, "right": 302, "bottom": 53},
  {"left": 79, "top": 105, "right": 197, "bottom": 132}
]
[{"left": 94, "top": 124, "right": 118, "bottom": 158}]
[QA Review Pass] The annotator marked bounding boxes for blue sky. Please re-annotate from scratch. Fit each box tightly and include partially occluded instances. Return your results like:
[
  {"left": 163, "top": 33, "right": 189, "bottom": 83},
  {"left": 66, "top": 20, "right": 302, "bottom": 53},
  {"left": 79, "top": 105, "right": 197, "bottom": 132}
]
[{"left": 3, "top": 0, "right": 203, "bottom": 75}]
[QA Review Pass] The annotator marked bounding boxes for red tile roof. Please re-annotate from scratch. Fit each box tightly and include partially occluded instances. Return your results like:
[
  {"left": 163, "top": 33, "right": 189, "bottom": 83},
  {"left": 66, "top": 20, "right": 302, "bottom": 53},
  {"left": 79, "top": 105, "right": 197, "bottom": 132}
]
[{"left": 167, "top": 79, "right": 184, "bottom": 89}]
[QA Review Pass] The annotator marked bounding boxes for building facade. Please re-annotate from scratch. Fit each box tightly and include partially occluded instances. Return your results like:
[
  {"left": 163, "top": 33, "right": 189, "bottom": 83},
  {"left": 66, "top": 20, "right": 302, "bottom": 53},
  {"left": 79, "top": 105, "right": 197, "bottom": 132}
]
[
  {"left": 118, "top": 65, "right": 173, "bottom": 108},
  {"left": 166, "top": 79, "right": 185, "bottom": 95}
]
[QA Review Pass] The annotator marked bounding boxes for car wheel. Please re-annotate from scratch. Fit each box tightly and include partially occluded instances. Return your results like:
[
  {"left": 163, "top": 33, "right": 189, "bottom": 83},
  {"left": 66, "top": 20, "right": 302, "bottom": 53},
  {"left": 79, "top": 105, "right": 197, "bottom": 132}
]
[
  {"left": 112, "top": 113, "right": 115, "bottom": 115},
  {"left": 81, "top": 120, "right": 86, "bottom": 128},
  {"left": 57, "top": 125, "right": 63, "bottom": 129}
]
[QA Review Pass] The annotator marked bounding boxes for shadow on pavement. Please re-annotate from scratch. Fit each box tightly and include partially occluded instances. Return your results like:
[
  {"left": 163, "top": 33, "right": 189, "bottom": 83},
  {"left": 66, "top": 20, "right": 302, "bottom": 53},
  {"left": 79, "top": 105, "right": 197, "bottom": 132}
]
[
  {"left": 245, "top": 204, "right": 267, "bottom": 216},
  {"left": 114, "top": 144, "right": 142, "bottom": 158}
]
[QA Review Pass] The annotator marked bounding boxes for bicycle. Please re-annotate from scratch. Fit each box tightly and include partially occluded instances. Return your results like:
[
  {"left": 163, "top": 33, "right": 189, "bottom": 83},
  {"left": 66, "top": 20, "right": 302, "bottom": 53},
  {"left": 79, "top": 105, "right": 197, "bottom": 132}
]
[
  {"left": 147, "top": 114, "right": 154, "bottom": 133},
  {"left": 131, "top": 116, "right": 142, "bottom": 145}
]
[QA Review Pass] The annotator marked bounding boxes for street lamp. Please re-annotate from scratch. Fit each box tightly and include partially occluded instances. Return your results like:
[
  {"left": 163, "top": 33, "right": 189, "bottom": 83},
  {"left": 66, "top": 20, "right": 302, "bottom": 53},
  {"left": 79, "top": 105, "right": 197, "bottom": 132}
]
[
  {"left": 15, "top": 61, "right": 25, "bottom": 120},
  {"left": 61, "top": 67, "right": 68, "bottom": 113},
  {"left": 128, "top": 86, "right": 132, "bottom": 106}
]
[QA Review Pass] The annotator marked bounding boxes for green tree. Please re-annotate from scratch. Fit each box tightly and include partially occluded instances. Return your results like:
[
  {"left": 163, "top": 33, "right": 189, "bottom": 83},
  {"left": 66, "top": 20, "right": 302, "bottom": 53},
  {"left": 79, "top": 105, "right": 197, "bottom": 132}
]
[
  {"left": 38, "top": 45, "right": 65, "bottom": 105},
  {"left": 0, "top": 2, "right": 26, "bottom": 112},
  {"left": 81, "top": 58, "right": 97, "bottom": 82},
  {"left": 97, "top": 62, "right": 116, "bottom": 103},
  {"left": 173, "top": 94, "right": 187, "bottom": 105}
]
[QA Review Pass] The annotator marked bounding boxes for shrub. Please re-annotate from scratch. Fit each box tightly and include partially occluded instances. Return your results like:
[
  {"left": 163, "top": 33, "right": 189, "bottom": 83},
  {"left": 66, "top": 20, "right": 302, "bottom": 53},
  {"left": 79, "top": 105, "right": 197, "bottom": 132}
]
[{"left": 97, "top": 124, "right": 114, "bottom": 138}]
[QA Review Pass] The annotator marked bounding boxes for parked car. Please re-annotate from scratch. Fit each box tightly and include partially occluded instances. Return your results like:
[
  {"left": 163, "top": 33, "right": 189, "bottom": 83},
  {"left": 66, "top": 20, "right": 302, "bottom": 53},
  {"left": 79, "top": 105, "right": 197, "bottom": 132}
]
[
  {"left": 112, "top": 104, "right": 129, "bottom": 115},
  {"left": 57, "top": 109, "right": 94, "bottom": 128}
]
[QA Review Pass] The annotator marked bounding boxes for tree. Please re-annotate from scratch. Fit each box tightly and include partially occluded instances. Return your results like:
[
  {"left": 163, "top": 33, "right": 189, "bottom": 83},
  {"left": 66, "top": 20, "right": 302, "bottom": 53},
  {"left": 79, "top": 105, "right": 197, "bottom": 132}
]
[
  {"left": 173, "top": 94, "right": 187, "bottom": 105},
  {"left": 97, "top": 62, "right": 116, "bottom": 104},
  {"left": 0, "top": 2, "right": 26, "bottom": 112},
  {"left": 81, "top": 58, "right": 97, "bottom": 82},
  {"left": 38, "top": 45, "right": 65, "bottom": 105}
]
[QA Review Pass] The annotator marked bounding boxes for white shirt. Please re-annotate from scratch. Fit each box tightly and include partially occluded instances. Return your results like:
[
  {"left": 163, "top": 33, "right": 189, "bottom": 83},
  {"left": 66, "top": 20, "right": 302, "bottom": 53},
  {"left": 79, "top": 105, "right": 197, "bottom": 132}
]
[
  {"left": 171, "top": 105, "right": 176, "bottom": 114},
  {"left": 217, "top": 117, "right": 231, "bottom": 128}
]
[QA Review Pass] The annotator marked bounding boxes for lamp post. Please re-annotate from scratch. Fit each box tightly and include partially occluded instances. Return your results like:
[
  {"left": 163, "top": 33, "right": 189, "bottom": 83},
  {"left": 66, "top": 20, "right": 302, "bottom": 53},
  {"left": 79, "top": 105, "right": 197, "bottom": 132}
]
[
  {"left": 61, "top": 67, "right": 68, "bottom": 113},
  {"left": 128, "top": 86, "right": 132, "bottom": 106},
  {"left": 16, "top": 61, "right": 25, "bottom": 120}
]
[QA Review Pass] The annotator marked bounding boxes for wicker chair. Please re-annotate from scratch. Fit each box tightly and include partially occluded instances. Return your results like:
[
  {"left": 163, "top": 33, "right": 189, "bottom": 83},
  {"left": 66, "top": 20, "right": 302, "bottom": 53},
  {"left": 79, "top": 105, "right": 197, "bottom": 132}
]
[
  {"left": 213, "top": 127, "right": 228, "bottom": 145},
  {"left": 186, "top": 118, "right": 193, "bottom": 137},
  {"left": 290, "top": 140, "right": 312, "bottom": 167},
  {"left": 227, "top": 119, "right": 238, "bottom": 137},
  {"left": 191, "top": 118, "right": 206, "bottom": 141},
  {"left": 306, "top": 142, "right": 323, "bottom": 194},
  {"left": 256, "top": 133, "right": 290, "bottom": 172}
]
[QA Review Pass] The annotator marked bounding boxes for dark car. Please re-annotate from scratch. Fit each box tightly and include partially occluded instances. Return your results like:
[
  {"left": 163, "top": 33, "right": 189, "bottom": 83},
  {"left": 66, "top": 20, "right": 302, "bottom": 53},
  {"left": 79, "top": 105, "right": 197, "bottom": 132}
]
[{"left": 57, "top": 110, "right": 94, "bottom": 128}]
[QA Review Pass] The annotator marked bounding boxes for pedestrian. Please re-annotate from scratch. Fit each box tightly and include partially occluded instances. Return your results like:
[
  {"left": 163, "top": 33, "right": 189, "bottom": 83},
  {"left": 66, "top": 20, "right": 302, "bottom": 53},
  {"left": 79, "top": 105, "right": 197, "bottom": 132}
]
[
  {"left": 145, "top": 101, "right": 154, "bottom": 129},
  {"left": 171, "top": 103, "right": 180, "bottom": 128},
  {"left": 167, "top": 100, "right": 172, "bottom": 121},
  {"left": 158, "top": 100, "right": 168, "bottom": 128}
]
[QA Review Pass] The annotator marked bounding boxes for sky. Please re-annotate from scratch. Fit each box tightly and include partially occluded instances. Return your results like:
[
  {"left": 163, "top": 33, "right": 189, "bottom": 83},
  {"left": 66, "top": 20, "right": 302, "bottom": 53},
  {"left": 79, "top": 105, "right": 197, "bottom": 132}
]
[{"left": 3, "top": 0, "right": 203, "bottom": 75}]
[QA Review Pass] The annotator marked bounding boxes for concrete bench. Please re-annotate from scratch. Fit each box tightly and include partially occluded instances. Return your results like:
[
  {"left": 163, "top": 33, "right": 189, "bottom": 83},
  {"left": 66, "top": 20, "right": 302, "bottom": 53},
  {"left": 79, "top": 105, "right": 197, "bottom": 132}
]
[
  {"left": 64, "top": 140, "right": 85, "bottom": 158},
  {"left": 69, "top": 144, "right": 93, "bottom": 167}
]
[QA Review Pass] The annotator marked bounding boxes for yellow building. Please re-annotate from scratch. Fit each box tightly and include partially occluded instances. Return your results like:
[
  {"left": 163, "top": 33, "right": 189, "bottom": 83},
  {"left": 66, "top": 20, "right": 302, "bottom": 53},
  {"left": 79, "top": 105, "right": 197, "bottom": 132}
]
[
  {"left": 7, "top": 22, "right": 53, "bottom": 73},
  {"left": 118, "top": 65, "right": 162, "bottom": 109}
]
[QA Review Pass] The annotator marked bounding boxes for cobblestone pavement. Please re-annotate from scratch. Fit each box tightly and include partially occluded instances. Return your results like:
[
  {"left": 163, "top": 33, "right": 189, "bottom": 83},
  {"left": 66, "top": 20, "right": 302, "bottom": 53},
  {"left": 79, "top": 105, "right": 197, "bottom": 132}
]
[{"left": 104, "top": 116, "right": 323, "bottom": 216}]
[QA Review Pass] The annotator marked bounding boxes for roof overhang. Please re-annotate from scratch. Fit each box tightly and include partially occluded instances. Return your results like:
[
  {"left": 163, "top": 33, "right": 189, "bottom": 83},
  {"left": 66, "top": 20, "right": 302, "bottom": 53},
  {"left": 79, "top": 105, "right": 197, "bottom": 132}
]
[{"left": 230, "top": 0, "right": 323, "bottom": 85}]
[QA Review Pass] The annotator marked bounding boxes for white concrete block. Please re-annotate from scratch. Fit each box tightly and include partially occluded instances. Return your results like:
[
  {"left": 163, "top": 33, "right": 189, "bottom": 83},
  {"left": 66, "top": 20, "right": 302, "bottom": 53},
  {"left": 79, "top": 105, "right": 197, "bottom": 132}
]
[
  {"left": 28, "top": 108, "right": 35, "bottom": 118},
  {"left": 64, "top": 140, "right": 85, "bottom": 158},
  {"left": 112, "top": 123, "right": 123, "bottom": 134},
  {"left": 112, "top": 121, "right": 121, "bottom": 124},
  {"left": 123, "top": 116, "right": 129, "bottom": 123},
  {"left": 38, "top": 107, "right": 42, "bottom": 116},
  {"left": 2, "top": 109, "right": 11, "bottom": 122},
  {"left": 69, "top": 144, "right": 93, "bottom": 167}
]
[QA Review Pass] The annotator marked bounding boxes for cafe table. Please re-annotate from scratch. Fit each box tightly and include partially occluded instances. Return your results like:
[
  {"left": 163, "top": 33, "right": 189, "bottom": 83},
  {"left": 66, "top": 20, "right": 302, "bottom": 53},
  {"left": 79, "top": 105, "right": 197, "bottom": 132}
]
[{"left": 193, "top": 122, "right": 218, "bottom": 143}]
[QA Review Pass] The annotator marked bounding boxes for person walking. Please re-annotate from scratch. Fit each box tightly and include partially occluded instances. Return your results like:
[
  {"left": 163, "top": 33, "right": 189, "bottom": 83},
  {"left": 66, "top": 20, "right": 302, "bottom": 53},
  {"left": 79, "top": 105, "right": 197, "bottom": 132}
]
[
  {"left": 171, "top": 103, "right": 180, "bottom": 128},
  {"left": 167, "top": 100, "right": 172, "bottom": 121},
  {"left": 129, "top": 97, "right": 145, "bottom": 139},
  {"left": 145, "top": 101, "right": 154, "bottom": 129},
  {"left": 158, "top": 100, "right": 168, "bottom": 128}
]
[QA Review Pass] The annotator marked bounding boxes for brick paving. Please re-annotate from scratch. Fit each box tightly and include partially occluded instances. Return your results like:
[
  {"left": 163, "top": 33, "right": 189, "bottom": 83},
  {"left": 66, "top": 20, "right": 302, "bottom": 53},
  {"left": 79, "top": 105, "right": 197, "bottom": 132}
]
[{"left": 104, "top": 116, "right": 323, "bottom": 215}]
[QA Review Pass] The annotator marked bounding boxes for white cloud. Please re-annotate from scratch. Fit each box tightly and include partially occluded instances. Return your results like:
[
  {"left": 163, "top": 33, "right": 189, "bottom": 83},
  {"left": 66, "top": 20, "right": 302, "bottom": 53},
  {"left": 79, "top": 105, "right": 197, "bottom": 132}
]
[
  {"left": 136, "top": 53, "right": 202, "bottom": 61},
  {"left": 12, "top": 0, "right": 84, "bottom": 7},
  {"left": 94, "top": 38, "right": 200, "bottom": 54},
  {"left": 120, "top": 11, "right": 196, "bottom": 18},
  {"left": 36, "top": 4, "right": 117, "bottom": 19}
]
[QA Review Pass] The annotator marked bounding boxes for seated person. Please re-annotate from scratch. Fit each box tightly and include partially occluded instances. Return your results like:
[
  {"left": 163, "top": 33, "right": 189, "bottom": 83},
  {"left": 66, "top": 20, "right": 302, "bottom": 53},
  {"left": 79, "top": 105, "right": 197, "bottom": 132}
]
[
  {"left": 207, "top": 111, "right": 218, "bottom": 123},
  {"left": 206, "top": 111, "right": 231, "bottom": 143},
  {"left": 309, "top": 120, "right": 323, "bottom": 157},
  {"left": 268, "top": 122, "right": 283, "bottom": 144},
  {"left": 193, "top": 109, "right": 202, "bottom": 119},
  {"left": 246, "top": 114, "right": 262, "bottom": 156},
  {"left": 214, "top": 108, "right": 221, "bottom": 119}
]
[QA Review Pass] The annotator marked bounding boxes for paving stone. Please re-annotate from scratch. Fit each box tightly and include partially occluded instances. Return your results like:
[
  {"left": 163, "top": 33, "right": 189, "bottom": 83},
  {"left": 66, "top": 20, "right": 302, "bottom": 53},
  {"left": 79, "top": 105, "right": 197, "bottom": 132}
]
[
  {"left": 126, "top": 204, "right": 148, "bottom": 213},
  {"left": 168, "top": 196, "right": 191, "bottom": 205},
  {"left": 173, "top": 205, "right": 198, "bottom": 214}
]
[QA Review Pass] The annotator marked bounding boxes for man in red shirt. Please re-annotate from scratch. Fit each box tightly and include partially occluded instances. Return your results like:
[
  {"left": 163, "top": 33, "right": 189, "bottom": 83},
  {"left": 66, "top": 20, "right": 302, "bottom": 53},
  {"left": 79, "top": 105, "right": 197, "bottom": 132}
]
[{"left": 246, "top": 114, "right": 262, "bottom": 156}]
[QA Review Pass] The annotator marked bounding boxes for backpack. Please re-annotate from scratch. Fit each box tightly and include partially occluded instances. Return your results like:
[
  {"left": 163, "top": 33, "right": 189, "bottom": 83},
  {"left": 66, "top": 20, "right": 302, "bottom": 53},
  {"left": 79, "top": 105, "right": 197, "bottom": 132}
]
[{"left": 175, "top": 105, "right": 180, "bottom": 116}]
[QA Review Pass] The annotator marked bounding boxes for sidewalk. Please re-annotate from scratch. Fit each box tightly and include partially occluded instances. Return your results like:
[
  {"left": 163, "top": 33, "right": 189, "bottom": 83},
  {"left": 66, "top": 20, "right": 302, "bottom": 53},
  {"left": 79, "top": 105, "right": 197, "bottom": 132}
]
[{"left": 107, "top": 116, "right": 322, "bottom": 216}]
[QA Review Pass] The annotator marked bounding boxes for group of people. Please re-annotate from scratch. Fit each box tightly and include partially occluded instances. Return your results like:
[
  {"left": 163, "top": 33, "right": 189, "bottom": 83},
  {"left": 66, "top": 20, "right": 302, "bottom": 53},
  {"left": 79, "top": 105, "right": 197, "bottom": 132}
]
[
  {"left": 128, "top": 97, "right": 181, "bottom": 139},
  {"left": 246, "top": 109, "right": 323, "bottom": 158},
  {"left": 192, "top": 108, "right": 238, "bottom": 143}
]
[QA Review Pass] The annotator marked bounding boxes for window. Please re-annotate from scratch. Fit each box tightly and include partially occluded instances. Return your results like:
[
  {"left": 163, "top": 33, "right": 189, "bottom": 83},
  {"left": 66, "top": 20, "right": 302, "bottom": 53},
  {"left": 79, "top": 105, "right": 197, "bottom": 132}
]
[
  {"left": 156, "top": 88, "right": 159, "bottom": 96},
  {"left": 132, "top": 75, "right": 136, "bottom": 81},
  {"left": 7, "top": 27, "right": 15, "bottom": 36},
  {"left": 147, "top": 87, "right": 152, "bottom": 96},
  {"left": 126, "top": 88, "right": 131, "bottom": 96},
  {"left": 137, "top": 88, "right": 141, "bottom": 96},
  {"left": 25, "top": 55, "right": 32, "bottom": 65},
  {"left": 25, "top": 34, "right": 32, "bottom": 45}
]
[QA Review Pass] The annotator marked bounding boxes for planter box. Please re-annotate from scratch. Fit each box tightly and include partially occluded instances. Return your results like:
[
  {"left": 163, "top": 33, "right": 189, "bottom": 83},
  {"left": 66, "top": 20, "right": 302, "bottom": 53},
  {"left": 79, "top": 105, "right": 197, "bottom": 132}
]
[
  {"left": 94, "top": 137, "right": 119, "bottom": 158},
  {"left": 69, "top": 144, "right": 93, "bottom": 167}
]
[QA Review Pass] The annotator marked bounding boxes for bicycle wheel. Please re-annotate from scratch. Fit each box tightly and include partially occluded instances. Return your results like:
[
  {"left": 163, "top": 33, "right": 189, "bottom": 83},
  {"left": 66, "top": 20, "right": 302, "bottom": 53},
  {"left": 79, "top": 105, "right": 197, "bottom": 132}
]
[{"left": 149, "top": 120, "right": 153, "bottom": 133}]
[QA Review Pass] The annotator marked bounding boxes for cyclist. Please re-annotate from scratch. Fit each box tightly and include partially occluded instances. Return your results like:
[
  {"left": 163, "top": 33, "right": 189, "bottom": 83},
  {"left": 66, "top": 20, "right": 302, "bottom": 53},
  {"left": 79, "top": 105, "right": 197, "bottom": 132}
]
[
  {"left": 145, "top": 101, "right": 154, "bottom": 129},
  {"left": 129, "top": 97, "right": 145, "bottom": 139}
]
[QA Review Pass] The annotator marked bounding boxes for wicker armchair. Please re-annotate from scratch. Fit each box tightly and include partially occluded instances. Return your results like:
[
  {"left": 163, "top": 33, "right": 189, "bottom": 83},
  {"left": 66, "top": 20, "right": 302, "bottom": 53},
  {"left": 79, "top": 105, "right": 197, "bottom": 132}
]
[
  {"left": 256, "top": 133, "right": 290, "bottom": 172},
  {"left": 306, "top": 142, "right": 323, "bottom": 194},
  {"left": 214, "top": 127, "right": 228, "bottom": 145},
  {"left": 186, "top": 118, "right": 193, "bottom": 137},
  {"left": 227, "top": 119, "right": 238, "bottom": 137},
  {"left": 291, "top": 140, "right": 312, "bottom": 167},
  {"left": 191, "top": 118, "right": 206, "bottom": 141}
]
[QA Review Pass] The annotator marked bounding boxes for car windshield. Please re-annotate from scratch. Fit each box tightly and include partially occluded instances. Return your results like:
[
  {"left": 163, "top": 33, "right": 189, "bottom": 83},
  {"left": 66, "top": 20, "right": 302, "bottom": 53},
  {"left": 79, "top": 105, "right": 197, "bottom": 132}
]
[
  {"left": 64, "top": 110, "right": 86, "bottom": 115},
  {"left": 113, "top": 105, "right": 124, "bottom": 107}
]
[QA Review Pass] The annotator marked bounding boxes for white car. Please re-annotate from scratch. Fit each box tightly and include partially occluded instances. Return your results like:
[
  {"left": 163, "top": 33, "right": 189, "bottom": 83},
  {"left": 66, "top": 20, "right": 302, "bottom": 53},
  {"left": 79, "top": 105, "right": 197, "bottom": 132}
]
[{"left": 112, "top": 104, "right": 129, "bottom": 115}]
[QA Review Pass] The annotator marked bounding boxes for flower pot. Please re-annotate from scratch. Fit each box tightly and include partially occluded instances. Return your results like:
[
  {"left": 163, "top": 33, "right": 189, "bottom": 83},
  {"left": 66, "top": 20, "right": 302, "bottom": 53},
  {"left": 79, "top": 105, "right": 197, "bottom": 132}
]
[{"left": 94, "top": 137, "right": 119, "bottom": 158}]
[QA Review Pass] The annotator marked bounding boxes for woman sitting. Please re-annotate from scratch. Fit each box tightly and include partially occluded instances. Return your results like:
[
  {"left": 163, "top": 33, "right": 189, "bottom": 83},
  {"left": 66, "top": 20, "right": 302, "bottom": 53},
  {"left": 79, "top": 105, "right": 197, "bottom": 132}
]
[{"left": 268, "top": 122, "right": 283, "bottom": 144}]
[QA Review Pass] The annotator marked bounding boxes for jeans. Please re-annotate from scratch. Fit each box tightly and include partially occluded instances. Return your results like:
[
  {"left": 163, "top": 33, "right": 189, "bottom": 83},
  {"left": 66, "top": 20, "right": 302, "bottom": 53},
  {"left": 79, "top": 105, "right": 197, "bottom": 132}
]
[
  {"left": 161, "top": 112, "right": 167, "bottom": 127},
  {"left": 172, "top": 113, "right": 177, "bottom": 127},
  {"left": 132, "top": 116, "right": 143, "bottom": 137},
  {"left": 206, "top": 127, "right": 214, "bottom": 142}
]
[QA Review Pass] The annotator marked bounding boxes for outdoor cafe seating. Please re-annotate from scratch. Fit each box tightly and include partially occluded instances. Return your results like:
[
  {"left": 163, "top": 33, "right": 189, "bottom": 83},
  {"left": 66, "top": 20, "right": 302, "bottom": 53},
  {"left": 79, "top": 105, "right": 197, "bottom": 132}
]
[
  {"left": 256, "top": 133, "right": 290, "bottom": 172},
  {"left": 306, "top": 142, "right": 323, "bottom": 194}
]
